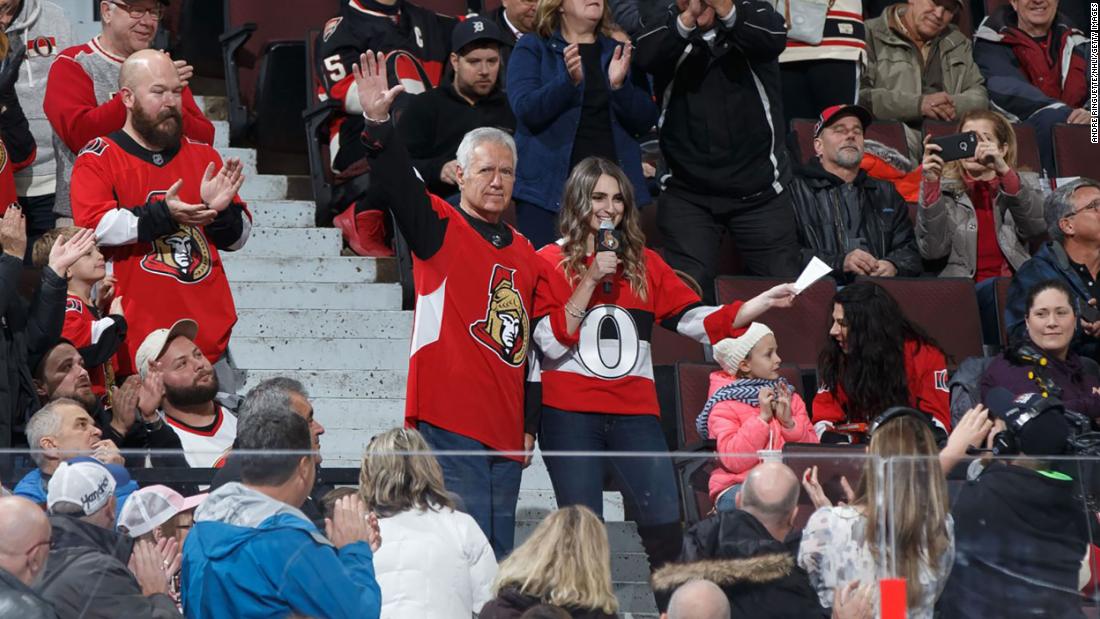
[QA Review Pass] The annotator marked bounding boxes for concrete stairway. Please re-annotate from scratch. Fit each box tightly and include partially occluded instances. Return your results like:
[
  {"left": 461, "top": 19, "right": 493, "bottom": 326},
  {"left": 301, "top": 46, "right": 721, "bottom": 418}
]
[{"left": 199, "top": 96, "right": 658, "bottom": 617}]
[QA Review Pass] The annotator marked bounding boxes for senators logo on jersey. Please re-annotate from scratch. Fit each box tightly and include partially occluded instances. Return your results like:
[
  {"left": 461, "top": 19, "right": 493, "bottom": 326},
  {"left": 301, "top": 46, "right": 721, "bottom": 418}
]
[
  {"left": 141, "top": 225, "right": 213, "bottom": 283},
  {"left": 78, "top": 138, "right": 109, "bottom": 158},
  {"left": 470, "top": 265, "right": 529, "bottom": 367}
]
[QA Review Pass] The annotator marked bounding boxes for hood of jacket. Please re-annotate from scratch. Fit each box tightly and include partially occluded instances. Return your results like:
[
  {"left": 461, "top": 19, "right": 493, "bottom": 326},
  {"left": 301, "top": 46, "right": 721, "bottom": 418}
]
[
  {"left": 6, "top": 0, "right": 40, "bottom": 35},
  {"left": 652, "top": 553, "right": 796, "bottom": 593},
  {"left": 863, "top": 139, "right": 915, "bottom": 173},
  {"left": 190, "top": 482, "right": 329, "bottom": 561},
  {"left": 708, "top": 370, "right": 738, "bottom": 396},
  {"left": 48, "top": 515, "right": 132, "bottom": 565}
]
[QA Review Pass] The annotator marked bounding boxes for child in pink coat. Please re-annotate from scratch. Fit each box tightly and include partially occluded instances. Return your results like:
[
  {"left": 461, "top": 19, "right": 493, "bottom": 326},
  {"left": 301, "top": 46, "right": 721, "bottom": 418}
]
[{"left": 698, "top": 322, "right": 818, "bottom": 512}]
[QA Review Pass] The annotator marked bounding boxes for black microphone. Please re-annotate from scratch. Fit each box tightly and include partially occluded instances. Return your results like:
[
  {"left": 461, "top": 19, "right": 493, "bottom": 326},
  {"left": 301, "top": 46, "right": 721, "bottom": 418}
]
[{"left": 596, "top": 220, "right": 622, "bottom": 295}]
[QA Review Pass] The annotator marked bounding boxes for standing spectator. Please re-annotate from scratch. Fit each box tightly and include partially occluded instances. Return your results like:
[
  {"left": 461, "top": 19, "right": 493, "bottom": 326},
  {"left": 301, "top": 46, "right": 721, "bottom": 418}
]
[
  {"left": 181, "top": 406, "right": 382, "bottom": 619},
  {"left": 973, "top": 0, "right": 1091, "bottom": 173},
  {"left": 799, "top": 410, "right": 954, "bottom": 619},
  {"left": 133, "top": 321, "right": 237, "bottom": 468},
  {"left": 5, "top": 0, "right": 74, "bottom": 239},
  {"left": 533, "top": 157, "right": 798, "bottom": 569},
  {"left": 814, "top": 281, "right": 952, "bottom": 435},
  {"left": 43, "top": 0, "right": 214, "bottom": 218},
  {"left": 397, "top": 16, "right": 516, "bottom": 201},
  {"left": 506, "top": 0, "right": 656, "bottom": 248},
  {"left": 0, "top": 496, "right": 57, "bottom": 618},
  {"left": 479, "top": 506, "right": 618, "bottom": 618},
  {"left": 789, "top": 104, "right": 922, "bottom": 283},
  {"left": 0, "top": 31, "right": 38, "bottom": 227},
  {"left": 634, "top": 0, "right": 801, "bottom": 302},
  {"left": 352, "top": 52, "right": 560, "bottom": 558},
  {"left": 69, "top": 50, "right": 249, "bottom": 380},
  {"left": 316, "top": 0, "right": 457, "bottom": 257},
  {"left": 359, "top": 427, "right": 497, "bottom": 618},
  {"left": 860, "top": 0, "right": 989, "bottom": 160},
  {"left": 1006, "top": 179, "right": 1100, "bottom": 361},
  {"left": 490, "top": 0, "right": 536, "bottom": 61},
  {"left": 38, "top": 460, "right": 182, "bottom": 618}
]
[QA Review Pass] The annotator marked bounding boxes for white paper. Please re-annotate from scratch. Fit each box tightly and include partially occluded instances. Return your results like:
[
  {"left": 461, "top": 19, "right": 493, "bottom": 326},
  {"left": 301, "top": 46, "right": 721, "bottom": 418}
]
[
  {"left": 1056, "top": 176, "right": 1081, "bottom": 188},
  {"left": 794, "top": 256, "right": 832, "bottom": 294}
]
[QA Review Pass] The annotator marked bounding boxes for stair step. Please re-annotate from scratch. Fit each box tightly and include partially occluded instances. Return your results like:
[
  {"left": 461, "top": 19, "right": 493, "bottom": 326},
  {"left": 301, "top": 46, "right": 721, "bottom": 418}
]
[
  {"left": 240, "top": 174, "right": 288, "bottom": 201},
  {"left": 224, "top": 256, "right": 393, "bottom": 284},
  {"left": 312, "top": 397, "right": 405, "bottom": 431},
  {"left": 614, "top": 582, "right": 659, "bottom": 615},
  {"left": 219, "top": 147, "right": 258, "bottom": 175},
  {"left": 235, "top": 227, "right": 342, "bottom": 257},
  {"left": 515, "top": 520, "right": 644, "bottom": 550},
  {"left": 230, "top": 282, "right": 403, "bottom": 310},
  {"left": 234, "top": 308, "right": 411, "bottom": 338},
  {"left": 244, "top": 200, "right": 313, "bottom": 228},
  {"left": 230, "top": 336, "right": 409, "bottom": 370},
  {"left": 194, "top": 95, "right": 228, "bottom": 121},
  {"left": 241, "top": 369, "right": 408, "bottom": 399},
  {"left": 212, "top": 120, "right": 229, "bottom": 149}
]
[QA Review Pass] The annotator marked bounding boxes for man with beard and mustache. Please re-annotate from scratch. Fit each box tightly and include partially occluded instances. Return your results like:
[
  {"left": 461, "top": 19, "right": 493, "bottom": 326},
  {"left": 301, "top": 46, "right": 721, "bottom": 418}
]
[
  {"left": 788, "top": 105, "right": 921, "bottom": 284},
  {"left": 0, "top": 496, "right": 58, "bottom": 618},
  {"left": 133, "top": 320, "right": 237, "bottom": 468},
  {"left": 69, "top": 50, "right": 250, "bottom": 388}
]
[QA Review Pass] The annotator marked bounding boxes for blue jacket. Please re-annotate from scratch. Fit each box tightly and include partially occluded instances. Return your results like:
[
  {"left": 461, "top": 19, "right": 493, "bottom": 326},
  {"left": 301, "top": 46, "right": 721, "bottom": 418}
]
[
  {"left": 506, "top": 31, "right": 657, "bottom": 213},
  {"left": 181, "top": 482, "right": 381, "bottom": 619},
  {"left": 14, "top": 465, "right": 138, "bottom": 520},
  {"left": 1006, "top": 241, "right": 1098, "bottom": 360}
]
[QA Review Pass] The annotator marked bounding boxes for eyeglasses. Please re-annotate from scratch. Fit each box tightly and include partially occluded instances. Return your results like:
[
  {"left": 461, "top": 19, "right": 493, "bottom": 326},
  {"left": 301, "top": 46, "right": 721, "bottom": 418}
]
[
  {"left": 1064, "top": 200, "right": 1100, "bottom": 219},
  {"left": 108, "top": 1, "right": 163, "bottom": 20}
]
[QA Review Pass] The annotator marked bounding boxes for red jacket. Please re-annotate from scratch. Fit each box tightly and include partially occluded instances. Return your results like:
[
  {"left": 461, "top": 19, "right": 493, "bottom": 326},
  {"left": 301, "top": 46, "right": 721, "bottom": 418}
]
[{"left": 812, "top": 339, "right": 952, "bottom": 431}]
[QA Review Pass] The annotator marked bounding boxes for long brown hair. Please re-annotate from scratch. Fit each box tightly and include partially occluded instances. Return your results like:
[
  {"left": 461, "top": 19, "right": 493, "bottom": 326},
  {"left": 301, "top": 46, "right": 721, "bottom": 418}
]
[
  {"left": 557, "top": 157, "right": 648, "bottom": 300},
  {"left": 534, "top": 0, "right": 614, "bottom": 38},
  {"left": 944, "top": 109, "right": 1020, "bottom": 180},
  {"left": 855, "top": 412, "right": 951, "bottom": 608}
]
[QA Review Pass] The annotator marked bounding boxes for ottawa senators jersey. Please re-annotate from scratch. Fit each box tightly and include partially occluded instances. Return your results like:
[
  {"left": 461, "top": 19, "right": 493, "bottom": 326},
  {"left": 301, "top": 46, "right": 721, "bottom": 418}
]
[
  {"left": 0, "top": 139, "right": 19, "bottom": 215},
  {"left": 63, "top": 294, "right": 126, "bottom": 396},
  {"left": 69, "top": 131, "right": 251, "bottom": 373}
]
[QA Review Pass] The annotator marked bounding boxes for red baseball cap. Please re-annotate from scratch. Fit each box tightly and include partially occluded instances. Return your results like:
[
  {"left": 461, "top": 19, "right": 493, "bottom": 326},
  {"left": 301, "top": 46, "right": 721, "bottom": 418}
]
[{"left": 814, "top": 104, "right": 873, "bottom": 137}]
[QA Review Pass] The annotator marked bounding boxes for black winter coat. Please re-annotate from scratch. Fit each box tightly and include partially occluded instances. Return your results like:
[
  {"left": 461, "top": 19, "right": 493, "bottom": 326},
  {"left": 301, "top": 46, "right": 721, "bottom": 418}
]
[
  {"left": 651, "top": 509, "right": 828, "bottom": 618},
  {"left": 789, "top": 158, "right": 921, "bottom": 281},
  {"left": 0, "top": 566, "right": 58, "bottom": 619},
  {"left": 478, "top": 587, "right": 618, "bottom": 619}
]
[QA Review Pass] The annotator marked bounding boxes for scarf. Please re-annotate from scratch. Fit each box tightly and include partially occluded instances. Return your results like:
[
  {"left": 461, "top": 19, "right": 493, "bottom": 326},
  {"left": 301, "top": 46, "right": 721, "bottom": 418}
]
[{"left": 695, "top": 377, "right": 789, "bottom": 439}]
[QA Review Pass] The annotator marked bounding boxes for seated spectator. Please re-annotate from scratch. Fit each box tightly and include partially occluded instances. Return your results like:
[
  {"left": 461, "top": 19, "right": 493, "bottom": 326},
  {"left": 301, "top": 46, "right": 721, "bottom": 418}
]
[
  {"left": 699, "top": 324, "right": 816, "bottom": 512},
  {"left": 117, "top": 485, "right": 206, "bottom": 545},
  {"left": 133, "top": 321, "right": 238, "bottom": 468},
  {"left": 479, "top": 506, "right": 617, "bottom": 618},
  {"left": 983, "top": 279, "right": 1100, "bottom": 419},
  {"left": 44, "top": 1, "right": 213, "bottom": 218},
  {"left": 664, "top": 579, "right": 730, "bottom": 619},
  {"left": 506, "top": 0, "right": 657, "bottom": 247},
  {"left": 799, "top": 410, "right": 954, "bottom": 618},
  {"left": 917, "top": 109, "right": 1046, "bottom": 339},
  {"left": 491, "top": 0, "right": 537, "bottom": 54},
  {"left": 973, "top": 0, "right": 1091, "bottom": 173},
  {"left": 32, "top": 227, "right": 126, "bottom": 399},
  {"left": 69, "top": 50, "right": 249, "bottom": 385},
  {"left": 0, "top": 496, "right": 56, "bottom": 618},
  {"left": 359, "top": 427, "right": 496, "bottom": 617},
  {"left": 1007, "top": 179, "right": 1100, "bottom": 361},
  {"left": 38, "top": 460, "right": 181, "bottom": 618},
  {"left": 860, "top": 0, "right": 989, "bottom": 160},
  {"left": 790, "top": 104, "right": 921, "bottom": 282},
  {"left": 320, "top": 487, "right": 358, "bottom": 520},
  {"left": 814, "top": 281, "right": 952, "bottom": 436},
  {"left": 653, "top": 462, "right": 827, "bottom": 618},
  {"left": 181, "top": 406, "right": 382, "bottom": 619},
  {"left": 396, "top": 16, "right": 516, "bottom": 201}
]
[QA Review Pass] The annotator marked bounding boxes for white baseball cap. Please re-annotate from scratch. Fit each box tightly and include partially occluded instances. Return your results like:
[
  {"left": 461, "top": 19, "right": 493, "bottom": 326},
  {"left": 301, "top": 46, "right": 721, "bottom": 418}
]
[
  {"left": 118, "top": 485, "right": 207, "bottom": 538},
  {"left": 134, "top": 319, "right": 198, "bottom": 379},
  {"left": 47, "top": 461, "right": 116, "bottom": 516}
]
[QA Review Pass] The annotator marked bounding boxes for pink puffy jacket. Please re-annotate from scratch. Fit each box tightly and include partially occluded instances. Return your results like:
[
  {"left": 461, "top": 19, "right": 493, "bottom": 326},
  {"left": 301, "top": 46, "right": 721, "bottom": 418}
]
[{"left": 706, "top": 371, "right": 818, "bottom": 501}]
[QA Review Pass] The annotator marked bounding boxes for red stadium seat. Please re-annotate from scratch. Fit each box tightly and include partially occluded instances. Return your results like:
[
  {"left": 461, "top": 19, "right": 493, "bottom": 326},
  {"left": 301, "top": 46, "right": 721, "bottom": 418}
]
[
  {"left": 922, "top": 119, "right": 957, "bottom": 140},
  {"left": 672, "top": 361, "right": 718, "bottom": 523},
  {"left": 417, "top": 0, "right": 468, "bottom": 14},
  {"left": 865, "top": 120, "right": 909, "bottom": 157},
  {"left": 1053, "top": 124, "right": 1100, "bottom": 179},
  {"left": 1012, "top": 122, "right": 1043, "bottom": 174},
  {"left": 983, "top": 0, "right": 1010, "bottom": 19},
  {"left": 952, "top": 0, "right": 974, "bottom": 37},
  {"left": 714, "top": 276, "right": 836, "bottom": 368},
  {"left": 790, "top": 118, "right": 816, "bottom": 165},
  {"left": 651, "top": 326, "right": 705, "bottom": 366},
  {"left": 993, "top": 276, "right": 1012, "bottom": 348}
]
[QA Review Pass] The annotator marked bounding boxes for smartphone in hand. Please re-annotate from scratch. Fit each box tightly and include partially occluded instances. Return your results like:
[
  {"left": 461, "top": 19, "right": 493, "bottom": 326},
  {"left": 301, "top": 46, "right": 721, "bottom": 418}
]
[{"left": 930, "top": 131, "right": 979, "bottom": 162}]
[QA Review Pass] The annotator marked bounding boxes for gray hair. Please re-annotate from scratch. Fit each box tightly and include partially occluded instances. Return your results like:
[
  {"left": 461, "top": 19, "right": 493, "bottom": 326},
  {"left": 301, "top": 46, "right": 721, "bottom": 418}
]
[
  {"left": 1045, "top": 178, "right": 1100, "bottom": 242},
  {"left": 455, "top": 127, "right": 517, "bottom": 174},
  {"left": 239, "top": 377, "right": 307, "bottom": 423},
  {"left": 26, "top": 399, "right": 80, "bottom": 467},
  {"left": 667, "top": 579, "right": 730, "bottom": 619}
]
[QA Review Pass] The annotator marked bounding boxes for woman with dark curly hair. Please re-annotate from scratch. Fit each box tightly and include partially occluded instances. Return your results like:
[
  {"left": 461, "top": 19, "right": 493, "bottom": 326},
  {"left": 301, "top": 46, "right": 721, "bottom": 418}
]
[{"left": 813, "top": 281, "right": 952, "bottom": 437}]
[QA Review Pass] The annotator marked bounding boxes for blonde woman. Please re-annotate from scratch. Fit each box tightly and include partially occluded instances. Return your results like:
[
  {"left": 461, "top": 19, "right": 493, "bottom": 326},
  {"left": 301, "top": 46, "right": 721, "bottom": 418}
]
[
  {"left": 798, "top": 410, "right": 955, "bottom": 618},
  {"left": 479, "top": 506, "right": 618, "bottom": 618},
  {"left": 359, "top": 428, "right": 497, "bottom": 619}
]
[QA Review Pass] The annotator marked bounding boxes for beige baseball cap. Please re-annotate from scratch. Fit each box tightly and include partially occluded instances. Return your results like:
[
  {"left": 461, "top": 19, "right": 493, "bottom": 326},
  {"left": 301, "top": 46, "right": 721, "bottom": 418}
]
[{"left": 135, "top": 318, "right": 198, "bottom": 379}]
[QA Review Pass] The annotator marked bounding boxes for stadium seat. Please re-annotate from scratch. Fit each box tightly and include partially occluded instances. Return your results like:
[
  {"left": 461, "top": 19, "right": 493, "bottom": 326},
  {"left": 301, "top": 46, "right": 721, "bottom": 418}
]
[
  {"left": 983, "top": 0, "right": 1009, "bottom": 19},
  {"left": 651, "top": 326, "right": 706, "bottom": 366},
  {"left": 1012, "top": 123, "right": 1043, "bottom": 174},
  {"left": 993, "top": 276, "right": 1012, "bottom": 347},
  {"left": 714, "top": 276, "right": 836, "bottom": 368},
  {"left": 790, "top": 118, "right": 816, "bottom": 165},
  {"left": 169, "top": 0, "right": 225, "bottom": 80},
  {"left": 922, "top": 119, "right": 957, "bottom": 140},
  {"left": 417, "top": 0, "right": 469, "bottom": 14},
  {"left": 672, "top": 361, "right": 717, "bottom": 523},
  {"left": 1053, "top": 124, "right": 1100, "bottom": 179},
  {"left": 858, "top": 276, "right": 984, "bottom": 364},
  {"left": 865, "top": 120, "right": 910, "bottom": 158},
  {"left": 252, "top": 41, "right": 309, "bottom": 173},
  {"left": 953, "top": 0, "right": 974, "bottom": 37}
]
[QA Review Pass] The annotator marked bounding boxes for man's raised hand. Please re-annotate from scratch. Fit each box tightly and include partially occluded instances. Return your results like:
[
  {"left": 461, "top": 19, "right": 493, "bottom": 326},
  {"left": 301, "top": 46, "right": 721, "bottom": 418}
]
[
  {"left": 352, "top": 51, "right": 405, "bottom": 122},
  {"left": 165, "top": 179, "right": 217, "bottom": 226},
  {"left": 200, "top": 158, "right": 245, "bottom": 213}
]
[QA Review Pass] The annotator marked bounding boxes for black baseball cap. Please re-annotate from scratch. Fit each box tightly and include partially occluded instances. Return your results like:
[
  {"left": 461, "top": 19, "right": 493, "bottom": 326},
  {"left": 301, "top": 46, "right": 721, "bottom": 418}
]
[{"left": 452, "top": 16, "right": 506, "bottom": 53}]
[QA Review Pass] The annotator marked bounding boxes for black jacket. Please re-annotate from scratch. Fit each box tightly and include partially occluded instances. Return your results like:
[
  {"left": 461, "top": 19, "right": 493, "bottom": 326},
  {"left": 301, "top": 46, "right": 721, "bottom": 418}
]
[
  {"left": 478, "top": 588, "right": 617, "bottom": 619},
  {"left": 938, "top": 463, "right": 1089, "bottom": 619},
  {"left": 36, "top": 516, "right": 181, "bottom": 618},
  {"left": 652, "top": 510, "right": 827, "bottom": 618},
  {"left": 0, "top": 567, "right": 58, "bottom": 619},
  {"left": 789, "top": 158, "right": 921, "bottom": 281},
  {"left": 396, "top": 82, "right": 515, "bottom": 198},
  {"left": 634, "top": 0, "right": 791, "bottom": 201},
  {"left": 0, "top": 255, "right": 66, "bottom": 448}
]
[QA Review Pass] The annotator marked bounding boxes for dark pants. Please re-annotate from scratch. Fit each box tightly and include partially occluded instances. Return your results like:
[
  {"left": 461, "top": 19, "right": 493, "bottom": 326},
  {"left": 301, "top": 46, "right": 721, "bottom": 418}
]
[
  {"left": 417, "top": 422, "right": 522, "bottom": 560},
  {"left": 514, "top": 199, "right": 558, "bottom": 250},
  {"left": 17, "top": 194, "right": 56, "bottom": 264},
  {"left": 780, "top": 59, "right": 860, "bottom": 130},
  {"left": 657, "top": 185, "right": 801, "bottom": 304}
]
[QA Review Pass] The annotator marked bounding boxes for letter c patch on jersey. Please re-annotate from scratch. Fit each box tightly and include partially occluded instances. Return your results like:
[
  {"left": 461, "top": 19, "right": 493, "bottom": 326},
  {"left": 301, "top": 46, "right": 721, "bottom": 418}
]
[
  {"left": 470, "top": 264, "right": 529, "bottom": 367},
  {"left": 934, "top": 369, "right": 949, "bottom": 393}
]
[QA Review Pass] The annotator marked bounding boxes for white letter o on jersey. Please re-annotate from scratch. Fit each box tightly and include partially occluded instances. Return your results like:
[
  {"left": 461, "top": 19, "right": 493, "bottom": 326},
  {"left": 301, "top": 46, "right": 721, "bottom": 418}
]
[{"left": 576, "top": 305, "right": 640, "bottom": 379}]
